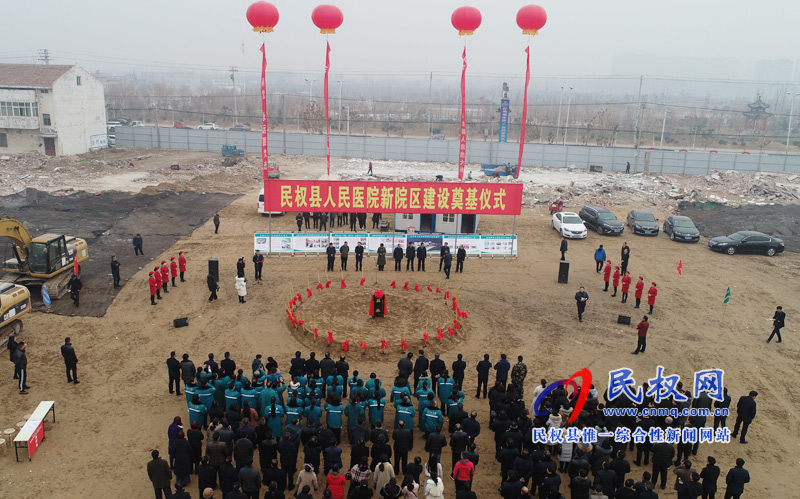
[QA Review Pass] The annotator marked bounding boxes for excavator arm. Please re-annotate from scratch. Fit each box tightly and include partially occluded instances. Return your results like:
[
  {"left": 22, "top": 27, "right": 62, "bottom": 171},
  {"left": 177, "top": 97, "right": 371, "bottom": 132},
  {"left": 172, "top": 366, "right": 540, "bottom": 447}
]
[{"left": 0, "top": 218, "right": 33, "bottom": 266}]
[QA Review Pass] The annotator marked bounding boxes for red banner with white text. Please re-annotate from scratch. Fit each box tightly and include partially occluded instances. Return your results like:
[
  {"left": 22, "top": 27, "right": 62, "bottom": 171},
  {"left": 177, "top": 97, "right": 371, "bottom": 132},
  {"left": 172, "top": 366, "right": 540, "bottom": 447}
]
[
  {"left": 458, "top": 47, "right": 467, "bottom": 180},
  {"left": 324, "top": 42, "right": 331, "bottom": 176},
  {"left": 517, "top": 46, "right": 530, "bottom": 179},
  {"left": 264, "top": 180, "right": 522, "bottom": 215},
  {"left": 260, "top": 43, "right": 269, "bottom": 180}
]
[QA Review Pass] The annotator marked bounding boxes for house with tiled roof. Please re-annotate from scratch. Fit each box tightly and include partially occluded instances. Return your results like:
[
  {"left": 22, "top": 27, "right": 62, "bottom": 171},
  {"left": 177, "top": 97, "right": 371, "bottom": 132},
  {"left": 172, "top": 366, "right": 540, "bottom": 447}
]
[{"left": 0, "top": 64, "right": 106, "bottom": 156}]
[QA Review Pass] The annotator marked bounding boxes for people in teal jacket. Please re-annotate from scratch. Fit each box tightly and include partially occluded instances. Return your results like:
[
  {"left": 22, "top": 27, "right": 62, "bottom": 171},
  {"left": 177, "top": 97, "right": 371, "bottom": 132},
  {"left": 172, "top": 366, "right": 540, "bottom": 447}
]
[
  {"left": 368, "top": 379, "right": 387, "bottom": 400},
  {"left": 184, "top": 383, "right": 198, "bottom": 408},
  {"left": 446, "top": 390, "right": 465, "bottom": 416},
  {"left": 349, "top": 379, "right": 367, "bottom": 403},
  {"left": 188, "top": 394, "right": 208, "bottom": 429},
  {"left": 348, "top": 371, "right": 364, "bottom": 393},
  {"left": 344, "top": 398, "right": 366, "bottom": 431},
  {"left": 395, "top": 396, "right": 416, "bottom": 431},
  {"left": 240, "top": 381, "right": 259, "bottom": 413},
  {"left": 285, "top": 395, "right": 305, "bottom": 423},
  {"left": 195, "top": 382, "right": 216, "bottom": 410},
  {"left": 213, "top": 374, "right": 230, "bottom": 407},
  {"left": 422, "top": 402, "right": 443, "bottom": 436},
  {"left": 437, "top": 373, "right": 455, "bottom": 415},
  {"left": 390, "top": 378, "right": 412, "bottom": 407},
  {"left": 417, "top": 391, "right": 435, "bottom": 427},
  {"left": 367, "top": 394, "right": 386, "bottom": 427},
  {"left": 224, "top": 383, "right": 240, "bottom": 411},
  {"left": 303, "top": 398, "right": 322, "bottom": 426},
  {"left": 264, "top": 397, "right": 285, "bottom": 437},
  {"left": 325, "top": 399, "right": 344, "bottom": 443}
]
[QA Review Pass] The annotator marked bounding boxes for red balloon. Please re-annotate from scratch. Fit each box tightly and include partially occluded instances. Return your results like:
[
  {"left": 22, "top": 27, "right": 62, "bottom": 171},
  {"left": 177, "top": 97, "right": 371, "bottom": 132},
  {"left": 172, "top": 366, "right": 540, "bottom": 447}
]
[
  {"left": 246, "top": 1, "right": 279, "bottom": 33},
  {"left": 312, "top": 4, "right": 344, "bottom": 34},
  {"left": 451, "top": 6, "right": 482, "bottom": 36},
  {"left": 516, "top": 5, "right": 547, "bottom": 35}
]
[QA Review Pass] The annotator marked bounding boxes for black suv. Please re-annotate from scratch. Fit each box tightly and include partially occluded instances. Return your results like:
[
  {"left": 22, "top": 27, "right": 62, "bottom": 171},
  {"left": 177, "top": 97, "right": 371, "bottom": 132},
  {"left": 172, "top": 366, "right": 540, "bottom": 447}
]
[{"left": 579, "top": 206, "right": 625, "bottom": 235}]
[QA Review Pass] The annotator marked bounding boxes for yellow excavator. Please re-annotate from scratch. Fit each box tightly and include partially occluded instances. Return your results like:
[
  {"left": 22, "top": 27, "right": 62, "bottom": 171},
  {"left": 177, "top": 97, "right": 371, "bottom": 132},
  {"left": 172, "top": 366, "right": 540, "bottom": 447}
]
[
  {"left": 1, "top": 283, "right": 30, "bottom": 336},
  {"left": 0, "top": 218, "right": 89, "bottom": 300}
]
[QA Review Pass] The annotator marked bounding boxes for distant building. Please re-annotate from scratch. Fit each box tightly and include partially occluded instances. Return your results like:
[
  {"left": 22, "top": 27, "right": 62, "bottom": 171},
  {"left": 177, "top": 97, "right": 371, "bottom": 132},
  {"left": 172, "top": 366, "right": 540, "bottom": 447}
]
[
  {"left": 0, "top": 64, "right": 107, "bottom": 156},
  {"left": 742, "top": 96, "right": 772, "bottom": 132},
  {"left": 393, "top": 213, "right": 479, "bottom": 234}
]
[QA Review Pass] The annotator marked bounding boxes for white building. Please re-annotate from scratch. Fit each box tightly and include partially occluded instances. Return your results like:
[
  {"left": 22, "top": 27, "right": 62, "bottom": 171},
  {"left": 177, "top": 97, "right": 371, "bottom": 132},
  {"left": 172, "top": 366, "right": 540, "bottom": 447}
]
[
  {"left": 393, "top": 213, "right": 479, "bottom": 234},
  {"left": 0, "top": 64, "right": 107, "bottom": 156}
]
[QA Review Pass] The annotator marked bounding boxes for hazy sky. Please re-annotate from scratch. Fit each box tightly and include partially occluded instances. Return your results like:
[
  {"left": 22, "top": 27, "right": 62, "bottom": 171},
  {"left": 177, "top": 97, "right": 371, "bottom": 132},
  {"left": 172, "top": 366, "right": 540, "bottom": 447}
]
[{"left": 2, "top": 0, "right": 797, "bottom": 79}]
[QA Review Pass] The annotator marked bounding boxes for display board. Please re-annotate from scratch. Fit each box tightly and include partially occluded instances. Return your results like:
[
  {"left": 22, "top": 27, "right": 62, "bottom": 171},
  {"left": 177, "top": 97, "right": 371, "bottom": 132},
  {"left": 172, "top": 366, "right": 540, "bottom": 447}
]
[{"left": 255, "top": 233, "right": 517, "bottom": 255}]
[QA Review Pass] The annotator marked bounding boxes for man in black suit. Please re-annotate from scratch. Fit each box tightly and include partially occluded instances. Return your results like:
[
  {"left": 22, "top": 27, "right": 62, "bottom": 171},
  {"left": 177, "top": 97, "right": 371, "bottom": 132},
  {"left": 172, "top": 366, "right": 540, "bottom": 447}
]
[
  {"left": 731, "top": 391, "right": 758, "bottom": 444},
  {"left": 475, "top": 354, "right": 491, "bottom": 399},
  {"left": 560, "top": 236, "right": 568, "bottom": 261},
  {"left": 767, "top": 305, "right": 786, "bottom": 343},
  {"left": 413, "top": 350, "right": 429, "bottom": 389},
  {"left": 416, "top": 243, "right": 427, "bottom": 271},
  {"left": 221, "top": 352, "right": 236, "bottom": 379},
  {"left": 451, "top": 354, "right": 467, "bottom": 391},
  {"left": 393, "top": 244, "right": 404, "bottom": 272},
  {"left": 61, "top": 337, "right": 79, "bottom": 384},
  {"left": 406, "top": 242, "right": 416, "bottom": 271},
  {"left": 167, "top": 351, "right": 182, "bottom": 396},
  {"left": 290, "top": 351, "right": 306, "bottom": 378}
]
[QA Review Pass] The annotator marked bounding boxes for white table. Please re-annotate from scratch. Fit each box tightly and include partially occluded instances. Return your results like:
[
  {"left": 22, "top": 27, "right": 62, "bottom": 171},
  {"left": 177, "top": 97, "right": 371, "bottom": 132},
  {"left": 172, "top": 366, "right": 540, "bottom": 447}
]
[{"left": 14, "top": 401, "right": 55, "bottom": 461}]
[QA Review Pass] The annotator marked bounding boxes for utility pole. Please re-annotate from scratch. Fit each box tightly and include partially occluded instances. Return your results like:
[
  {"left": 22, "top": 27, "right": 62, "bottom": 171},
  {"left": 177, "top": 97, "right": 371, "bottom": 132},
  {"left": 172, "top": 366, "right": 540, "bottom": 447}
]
[
  {"left": 428, "top": 72, "right": 433, "bottom": 135},
  {"left": 562, "top": 86, "right": 573, "bottom": 145},
  {"left": 337, "top": 80, "right": 344, "bottom": 133},
  {"left": 659, "top": 108, "right": 669, "bottom": 148},
  {"left": 230, "top": 66, "right": 238, "bottom": 126},
  {"left": 633, "top": 76, "right": 644, "bottom": 172},
  {"left": 556, "top": 86, "right": 564, "bottom": 143},
  {"left": 38, "top": 49, "right": 50, "bottom": 65}
]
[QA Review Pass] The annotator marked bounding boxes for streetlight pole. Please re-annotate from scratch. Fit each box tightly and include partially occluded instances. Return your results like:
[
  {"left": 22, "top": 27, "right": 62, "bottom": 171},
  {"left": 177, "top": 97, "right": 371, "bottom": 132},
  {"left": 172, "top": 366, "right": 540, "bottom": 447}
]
[
  {"left": 659, "top": 108, "right": 669, "bottom": 149},
  {"left": 555, "top": 86, "right": 564, "bottom": 144},
  {"left": 562, "top": 86, "right": 573, "bottom": 145},
  {"left": 338, "top": 80, "right": 344, "bottom": 133},
  {"left": 786, "top": 92, "right": 799, "bottom": 155},
  {"left": 304, "top": 78, "right": 315, "bottom": 102},
  {"left": 345, "top": 106, "right": 350, "bottom": 135}
]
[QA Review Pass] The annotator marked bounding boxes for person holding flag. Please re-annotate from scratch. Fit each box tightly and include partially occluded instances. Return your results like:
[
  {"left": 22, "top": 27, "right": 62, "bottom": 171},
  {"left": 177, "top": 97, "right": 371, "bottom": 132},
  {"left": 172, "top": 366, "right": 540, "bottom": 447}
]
[{"left": 634, "top": 276, "right": 645, "bottom": 308}]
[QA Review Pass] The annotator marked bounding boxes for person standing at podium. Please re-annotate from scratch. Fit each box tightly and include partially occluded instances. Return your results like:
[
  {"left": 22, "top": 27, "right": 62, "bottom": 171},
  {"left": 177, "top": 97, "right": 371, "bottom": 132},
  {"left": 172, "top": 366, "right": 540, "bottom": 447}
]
[{"left": 575, "top": 286, "right": 589, "bottom": 323}]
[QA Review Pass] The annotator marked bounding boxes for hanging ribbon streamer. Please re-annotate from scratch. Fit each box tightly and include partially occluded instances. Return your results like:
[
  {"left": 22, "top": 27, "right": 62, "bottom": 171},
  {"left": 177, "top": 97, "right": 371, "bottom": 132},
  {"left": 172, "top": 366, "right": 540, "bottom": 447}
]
[
  {"left": 324, "top": 41, "right": 331, "bottom": 176},
  {"left": 427, "top": 284, "right": 433, "bottom": 292},
  {"left": 342, "top": 339, "right": 349, "bottom": 351},
  {"left": 414, "top": 283, "right": 420, "bottom": 292},
  {"left": 259, "top": 43, "right": 269, "bottom": 181},
  {"left": 390, "top": 280, "right": 397, "bottom": 289},
  {"left": 437, "top": 328, "right": 444, "bottom": 340},
  {"left": 458, "top": 47, "right": 467, "bottom": 180},
  {"left": 517, "top": 45, "right": 530, "bottom": 179}
]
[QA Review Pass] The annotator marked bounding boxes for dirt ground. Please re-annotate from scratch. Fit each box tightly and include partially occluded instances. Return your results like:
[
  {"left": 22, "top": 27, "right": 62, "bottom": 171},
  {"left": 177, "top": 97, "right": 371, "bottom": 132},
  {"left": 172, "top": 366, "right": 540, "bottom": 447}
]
[{"left": 0, "top": 152, "right": 798, "bottom": 499}]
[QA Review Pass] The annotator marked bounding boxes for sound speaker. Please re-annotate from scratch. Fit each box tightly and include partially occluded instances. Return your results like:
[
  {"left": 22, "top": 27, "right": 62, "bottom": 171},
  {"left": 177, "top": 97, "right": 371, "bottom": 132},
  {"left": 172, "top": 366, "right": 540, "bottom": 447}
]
[
  {"left": 173, "top": 317, "right": 189, "bottom": 328},
  {"left": 208, "top": 258, "right": 219, "bottom": 283},
  {"left": 557, "top": 260, "right": 570, "bottom": 284},
  {"left": 618, "top": 315, "right": 631, "bottom": 325}
]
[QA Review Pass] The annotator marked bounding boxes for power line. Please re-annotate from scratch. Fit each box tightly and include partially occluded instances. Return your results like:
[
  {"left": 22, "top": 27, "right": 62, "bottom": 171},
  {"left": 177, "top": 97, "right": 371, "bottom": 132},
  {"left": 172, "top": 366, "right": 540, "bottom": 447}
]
[{"left": 38, "top": 49, "right": 50, "bottom": 65}]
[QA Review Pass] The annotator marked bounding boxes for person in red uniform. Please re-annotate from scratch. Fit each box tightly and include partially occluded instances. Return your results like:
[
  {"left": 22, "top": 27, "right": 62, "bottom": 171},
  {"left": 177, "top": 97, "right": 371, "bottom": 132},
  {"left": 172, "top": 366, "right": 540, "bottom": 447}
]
[
  {"left": 612, "top": 266, "right": 621, "bottom": 297},
  {"left": 178, "top": 251, "right": 187, "bottom": 282},
  {"left": 631, "top": 315, "right": 649, "bottom": 354},
  {"left": 160, "top": 261, "right": 170, "bottom": 293},
  {"left": 170, "top": 257, "right": 178, "bottom": 287},
  {"left": 634, "top": 276, "right": 644, "bottom": 308},
  {"left": 149, "top": 272, "right": 159, "bottom": 305},
  {"left": 647, "top": 282, "right": 658, "bottom": 314},
  {"left": 603, "top": 260, "right": 612, "bottom": 292},
  {"left": 153, "top": 266, "right": 162, "bottom": 299},
  {"left": 620, "top": 271, "right": 632, "bottom": 303}
]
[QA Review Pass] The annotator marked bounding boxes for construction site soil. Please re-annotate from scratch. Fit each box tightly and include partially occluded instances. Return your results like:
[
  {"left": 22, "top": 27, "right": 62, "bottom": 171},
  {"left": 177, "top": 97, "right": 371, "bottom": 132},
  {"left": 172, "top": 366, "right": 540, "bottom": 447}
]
[{"left": 0, "top": 148, "right": 798, "bottom": 499}]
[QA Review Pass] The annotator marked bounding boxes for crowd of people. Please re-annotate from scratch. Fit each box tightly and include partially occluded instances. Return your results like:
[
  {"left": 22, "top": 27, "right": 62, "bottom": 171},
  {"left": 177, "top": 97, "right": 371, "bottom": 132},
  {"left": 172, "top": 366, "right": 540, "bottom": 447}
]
[{"left": 149, "top": 349, "right": 754, "bottom": 499}]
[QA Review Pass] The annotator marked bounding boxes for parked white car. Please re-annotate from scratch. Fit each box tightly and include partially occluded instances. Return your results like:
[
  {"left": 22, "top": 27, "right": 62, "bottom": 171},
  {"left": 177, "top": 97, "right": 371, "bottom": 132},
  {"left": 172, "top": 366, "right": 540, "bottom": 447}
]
[
  {"left": 198, "top": 123, "right": 219, "bottom": 130},
  {"left": 552, "top": 211, "right": 587, "bottom": 238}
]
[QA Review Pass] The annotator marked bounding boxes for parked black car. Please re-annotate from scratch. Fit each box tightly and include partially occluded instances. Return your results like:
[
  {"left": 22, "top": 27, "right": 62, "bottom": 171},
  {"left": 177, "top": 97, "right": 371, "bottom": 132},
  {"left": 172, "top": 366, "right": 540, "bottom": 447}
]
[
  {"left": 626, "top": 210, "right": 660, "bottom": 236},
  {"left": 708, "top": 231, "right": 785, "bottom": 256},
  {"left": 579, "top": 206, "right": 625, "bottom": 235},
  {"left": 663, "top": 216, "right": 700, "bottom": 242}
]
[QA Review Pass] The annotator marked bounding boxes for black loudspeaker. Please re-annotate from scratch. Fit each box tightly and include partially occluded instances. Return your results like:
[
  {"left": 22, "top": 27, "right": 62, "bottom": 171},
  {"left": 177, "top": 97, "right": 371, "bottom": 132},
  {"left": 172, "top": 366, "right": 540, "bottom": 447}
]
[
  {"left": 557, "top": 260, "right": 570, "bottom": 284},
  {"left": 173, "top": 317, "right": 189, "bottom": 328},
  {"left": 618, "top": 315, "right": 631, "bottom": 325},
  {"left": 208, "top": 258, "right": 219, "bottom": 283}
]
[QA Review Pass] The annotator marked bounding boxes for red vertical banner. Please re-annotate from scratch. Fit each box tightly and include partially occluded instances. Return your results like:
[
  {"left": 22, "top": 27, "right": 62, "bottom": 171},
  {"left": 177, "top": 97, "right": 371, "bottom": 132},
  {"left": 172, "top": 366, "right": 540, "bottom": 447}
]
[
  {"left": 517, "top": 46, "right": 530, "bottom": 179},
  {"left": 260, "top": 43, "right": 269, "bottom": 181},
  {"left": 324, "top": 41, "right": 331, "bottom": 176},
  {"left": 458, "top": 47, "right": 467, "bottom": 180}
]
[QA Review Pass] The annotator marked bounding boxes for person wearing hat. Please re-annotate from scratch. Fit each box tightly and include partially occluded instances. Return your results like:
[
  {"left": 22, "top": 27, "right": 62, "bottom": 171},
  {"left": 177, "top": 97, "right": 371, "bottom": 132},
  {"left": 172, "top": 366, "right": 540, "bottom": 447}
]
[
  {"left": 178, "top": 251, "right": 187, "bottom": 282},
  {"left": 153, "top": 267, "right": 163, "bottom": 299},
  {"left": 168, "top": 257, "right": 178, "bottom": 287},
  {"left": 647, "top": 282, "right": 658, "bottom": 314},
  {"left": 149, "top": 272, "right": 159, "bottom": 305},
  {"left": 621, "top": 241, "right": 631, "bottom": 274},
  {"left": 631, "top": 316, "right": 649, "bottom": 355},
  {"left": 201, "top": 487, "right": 215, "bottom": 498},
  {"left": 603, "top": 260, "right": 612, "bottom": 292},
  {"left": 620, "top": 271, "right": 632, "bottom": 303},
  {"left": 731, "top": 391, "right": 758, "bottom": 444},
  {"left": 612, "top": 266, "right": 621, "bottom": 297},
  {"left": 634, "top": 276, "right": 645, "bottom": 308},
  {"left": 575, "top": 286, "right": 589, "bottom": 323},
  {"left": 253, "top": 249, "right": 264, "bottom": 282},
  {"left": 594, "top": 244, "right": 606, "bottom": 273},
  {"left": 160, "top": 261, "right": 170, "bottom": 293}
]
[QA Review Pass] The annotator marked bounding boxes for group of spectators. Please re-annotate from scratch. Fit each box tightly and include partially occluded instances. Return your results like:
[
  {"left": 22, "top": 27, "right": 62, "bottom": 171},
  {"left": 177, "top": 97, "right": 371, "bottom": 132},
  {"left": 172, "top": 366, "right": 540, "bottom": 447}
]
[{"left": 148, "top": 349, "right": 753, "bottom": 499}]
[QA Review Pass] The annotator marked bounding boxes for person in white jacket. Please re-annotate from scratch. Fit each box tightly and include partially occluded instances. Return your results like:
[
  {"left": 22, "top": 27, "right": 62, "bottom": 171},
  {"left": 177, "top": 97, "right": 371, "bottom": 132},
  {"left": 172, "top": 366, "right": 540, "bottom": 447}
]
[
  {"left": 423, "top": 471, "right": 444, "bottom": 498},
  {"left": 235, "top": 276, "right": 247, "bottom": 303}
]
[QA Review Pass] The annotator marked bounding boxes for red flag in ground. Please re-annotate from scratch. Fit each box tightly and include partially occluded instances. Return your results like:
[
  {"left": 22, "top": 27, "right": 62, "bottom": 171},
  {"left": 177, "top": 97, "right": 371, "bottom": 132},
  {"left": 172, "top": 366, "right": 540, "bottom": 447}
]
[
  {"left": 402, "top": 281, "right": 409, "bottom": 291},
  {"left": 359, "top": 278, "right": 366, "bottom": 286},
  {"left": 453, "top": 319, "right": 460, "bottom": 330},
  {"left": 677, "top": 260, "right": 683, "bottom": 276},
  {"left": 314, "top": 327, "right": 319, "bottom": 339},
  {"left": 423, "top": 332, "right": 429, "bottom": 343},
  {"left": 298, "top": 319, "right": 305, "bottom": 327},
  {"left": 297, "top": 292, "right": 302, "bottom": 302},
  {"left": 342, "top": 340, "right": 349, "bottom": 351},
  {"left": 380, "top": 339, "right": 388, "bottom": 350},
  {"left": 435, "top": 287, "right": 441, "bottom": 293},
  {"left": 73, "top": 260, "right": 79, "bottom": 275},
  {"left": 427, "top": 285, "right": 433, "bottom": 292},
  {"left": 327, "top": 331, "right": 334, "bottom": 343},
  {"left": 437, "top": 328, "right": 444, "bottom": 340},
  {"left": 414, "top": 283, "right": 420, "bottom": 292},
  {"left": 390, "top": 280, "right": 396, "bottom": 289},
  {"left": 448, "top": 326, "right": 455, "bottom": 336},
  {"left": 444, "top": 291, "right": 450, "bottom": 299},
  {"left": 325, "top": 280, "right": 331, "bottom": 288},
  {"left": 307, "top": 288, "right": 312, "bottom": 298},
  {"left": 341, "top": 279, "right": 346, "bottom": 289},
  {"left": 400, "top": 339, "right": 407, "bottom": 351},
  {"left": 316, "top": 282, "right": 324, "bottom": 290},
  {"left": 360, "top": 341, "right": 368, "bottom": 350}
]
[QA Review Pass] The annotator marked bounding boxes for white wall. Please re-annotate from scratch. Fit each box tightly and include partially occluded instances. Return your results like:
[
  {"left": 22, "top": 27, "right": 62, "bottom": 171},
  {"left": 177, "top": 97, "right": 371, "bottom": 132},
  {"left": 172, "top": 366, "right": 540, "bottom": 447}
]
[
  {"left": 51, "top": 67, "right": 106, "bottom": 156},
  {"left": 0, "top": 89, "right": 38, "bottom": 131}
]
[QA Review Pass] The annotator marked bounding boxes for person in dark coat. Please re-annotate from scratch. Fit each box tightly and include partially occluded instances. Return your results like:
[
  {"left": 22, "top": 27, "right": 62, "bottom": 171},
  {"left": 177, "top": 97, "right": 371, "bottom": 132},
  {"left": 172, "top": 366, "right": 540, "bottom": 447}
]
[
  {"left": 207, "top": 273, "right": 219, "bottom": 301},
  {"left": 277, "top": 433, "right": 299, "bottom": 487},
  {"left": 377, "top": 243, "right": 387, "bottom": 271},
  {"left": 594, "top": 460, "right": 617, "bottom": 499},
  {"left": 767, "top": 305, "right": 786, "bottom": 343},
  {"left": 296, "top": 213, "right": 304, "bottom": 232},
  {"left": 651, "top": 442, "right": 675, "bottom": 490},
  {"left": 147, "top": 449, "right": 173, "bottom": 499},
  {"left": 110, "top": 255, "right": 122, "bottom": 289},
  {"left": 187, "top": 421, "right": 205, "bottom": 473},
  {"left": 171, "top": 430, "right": 193, "bottom": 488},
  {"left": 456, "top": 245, "right": 466, "bottom": 273},
  {"left": 475, "top": 354, "right": 491, "bottom": 399},
  {"left": 60, "top": 337, "right": 79, "bottom": 384},
  {"left": 197, "top": 456, "right": 217, "bottom": 495},
  {"left": 560, "top": 237, "right": 568, "bottom": 261},
  {"left": 326, "top": 243, "right": 336, "bottom": 272},
  {"left": 303, "top": 212, "right": 311, "bottom": 229},
  {"left": 575, "top": 286, "right": 589, "bottom": 323},
  {"left": 67, "top": 274, "right": 82, "bottom": 307},
  {"left": 355, "top": 242, "right": 364, "bottom": 271},
  {"left": 8, "top": 333, "right": 19, "bottom": 380},
  {"left": 493, "top": 354, "right": 511, "bottom": 386},
  {"left": 416, "top": 243, "right": 427, "bottom": 271},
  {"left": 439, "top": 243, "right": 450, "bottom": 272},
  {"left": 723, "top": 458, "right": 749, "bottom": 499},
  {"left": 405, "top": 242, "right": 416, "bottom": 272},
  {"left": 700, "top": 456, "right": 720, "bottom": 499},
  {"left": 731, "top": 391, "right": 757, "bottom": 444},
  {"left": 132, "top": 233, "right": 144, "bottom": 256},
  {"left": 393, "top": 244, "right": 404, "bottom": 271},
  {"left": 213, "top": 212, "right": 220, "bottom": 233},
  {"left": 392, "top": 420, "right": 413, "bottom": 473},
  {"left": 15, "top": 342, "right": 28, "bottom": 394},
  {"left": 443, "top": 249, "right": 453, "bottom": 279}
]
